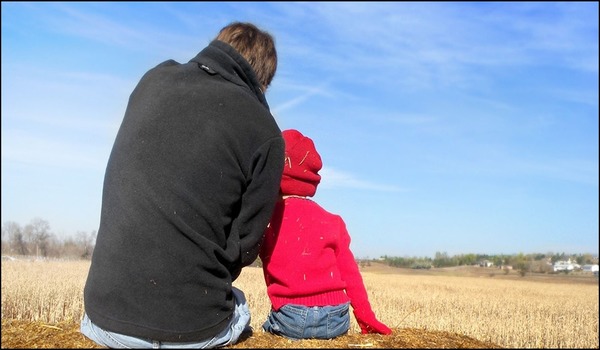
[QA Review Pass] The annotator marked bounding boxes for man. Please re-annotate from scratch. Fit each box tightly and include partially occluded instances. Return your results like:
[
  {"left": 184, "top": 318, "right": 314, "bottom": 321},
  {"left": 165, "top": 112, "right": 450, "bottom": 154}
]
[{"left": 81, "top": 22, "right": 284, "bottom": 348}]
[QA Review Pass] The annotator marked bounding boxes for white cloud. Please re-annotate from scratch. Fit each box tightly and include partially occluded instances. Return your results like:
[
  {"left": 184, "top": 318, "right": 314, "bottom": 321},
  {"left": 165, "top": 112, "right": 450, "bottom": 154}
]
[
  {"left": 1, "top": 128, "right": 108, "bottom": 171},
  {"left": 319, "top": 167, "right": 406, "bottom": 192}
]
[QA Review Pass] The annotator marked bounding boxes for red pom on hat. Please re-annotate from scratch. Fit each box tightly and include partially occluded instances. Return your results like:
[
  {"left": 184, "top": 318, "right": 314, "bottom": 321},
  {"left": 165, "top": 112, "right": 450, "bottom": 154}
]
[{"left": 281, "top": 129, "right": 322, "bottom": 197}]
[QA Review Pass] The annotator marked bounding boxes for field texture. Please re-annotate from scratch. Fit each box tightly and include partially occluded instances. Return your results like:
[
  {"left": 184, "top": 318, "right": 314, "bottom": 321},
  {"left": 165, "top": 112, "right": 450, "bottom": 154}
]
[{"left": 1, "top": 259, "right": 598, "bottom": 348}]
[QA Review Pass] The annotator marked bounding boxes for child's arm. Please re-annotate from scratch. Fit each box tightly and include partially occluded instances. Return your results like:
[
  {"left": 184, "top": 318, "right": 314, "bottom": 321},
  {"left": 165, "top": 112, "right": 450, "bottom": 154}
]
[{"left": 335, "top": 217, "right": 392, "bottom": 335}]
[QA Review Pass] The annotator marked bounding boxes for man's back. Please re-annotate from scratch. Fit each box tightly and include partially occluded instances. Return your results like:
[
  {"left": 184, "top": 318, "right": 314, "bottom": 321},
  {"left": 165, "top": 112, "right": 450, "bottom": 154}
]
[{"left": 83, "top": 39, "right": 284, "bottom": 342}]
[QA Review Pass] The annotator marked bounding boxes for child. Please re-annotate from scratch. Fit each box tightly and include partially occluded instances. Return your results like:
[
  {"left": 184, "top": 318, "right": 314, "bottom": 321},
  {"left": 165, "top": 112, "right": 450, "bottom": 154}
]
[{"left": 259, "top": 129, "right": 392, "bottom": 340}]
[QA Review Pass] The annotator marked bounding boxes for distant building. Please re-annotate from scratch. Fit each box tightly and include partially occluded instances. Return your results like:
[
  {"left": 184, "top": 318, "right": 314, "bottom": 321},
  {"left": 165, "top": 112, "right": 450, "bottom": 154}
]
[
  {"left": 581, "top": 264, "right": 599, "bottom": 273},
  {"left": 553, "top": 259, "right": 577, "bottom": 272},
  {"left": 479, "top": 260, "right": 493, "bottom": 267}
]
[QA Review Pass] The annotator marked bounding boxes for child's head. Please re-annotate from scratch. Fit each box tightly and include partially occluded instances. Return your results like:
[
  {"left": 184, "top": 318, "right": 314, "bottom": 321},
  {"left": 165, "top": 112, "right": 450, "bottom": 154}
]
[{"left": 281, "top": 129, "right": 322, "bottom": 197}]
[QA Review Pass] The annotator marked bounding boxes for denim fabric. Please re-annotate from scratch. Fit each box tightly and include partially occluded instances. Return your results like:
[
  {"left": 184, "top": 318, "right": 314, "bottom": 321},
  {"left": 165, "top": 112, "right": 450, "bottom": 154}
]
[
  {"left": 262, "top": 302, "right": 350, "bottom": 340},
  {"left": 80, "top": 287, "right": 251, "bottom": 349}
]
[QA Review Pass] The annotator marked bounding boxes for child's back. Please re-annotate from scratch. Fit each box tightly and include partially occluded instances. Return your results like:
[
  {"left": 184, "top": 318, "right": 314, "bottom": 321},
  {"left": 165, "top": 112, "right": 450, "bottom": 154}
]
[{"left": 259, "top": 129, "right": 392, "bottom": 340}]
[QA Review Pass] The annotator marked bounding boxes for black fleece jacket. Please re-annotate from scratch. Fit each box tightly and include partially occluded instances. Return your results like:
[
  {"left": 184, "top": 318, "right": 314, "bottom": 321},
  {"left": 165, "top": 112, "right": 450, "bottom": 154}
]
[{"left": 83, "top": 40, "right": 284, "bottom": 342}]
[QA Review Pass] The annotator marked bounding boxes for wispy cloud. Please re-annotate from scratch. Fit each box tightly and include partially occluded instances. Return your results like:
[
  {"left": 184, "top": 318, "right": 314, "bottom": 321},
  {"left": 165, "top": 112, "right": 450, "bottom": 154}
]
[
  {"left": 15, "top": 3, "right": 202, "bottom": 61},
  {"left": 320, "top": 167, "right": 407, "bottom": 192},
  {"left": 422, "top": 145, "right": 599, "bottom": 188},
  {"left": 2, "top": 64, "right": 130, "bottom": 138},
  {"left": 271, "top": 2, "right": 598, "bottom": 93},
  {"left": 1, "top": 129, "right": 108, "bottom": 171},
  {"left": 271, "top": 81, "right": 334, "bottom": 117}
]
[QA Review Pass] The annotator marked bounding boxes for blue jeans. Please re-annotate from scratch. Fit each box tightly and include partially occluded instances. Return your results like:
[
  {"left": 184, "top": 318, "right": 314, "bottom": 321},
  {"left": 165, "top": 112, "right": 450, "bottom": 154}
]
[
  {"left": 80, "top": 287, "right": 251, "bottom": 349},
  {"left": 262, "top": 302, "right": 350, "bottom": 340}
]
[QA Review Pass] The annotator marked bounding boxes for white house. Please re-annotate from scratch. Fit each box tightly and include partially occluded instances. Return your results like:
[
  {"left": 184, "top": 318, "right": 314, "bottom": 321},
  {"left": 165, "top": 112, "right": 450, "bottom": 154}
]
[
  {"left": 581, "top": 264, "right": 599, "bottom": 273},
  {"left": 479, "top": 260, "right": 493, "bottom": 267},
  {"left": 553, "top": 260, "right": 575, "bottom": 272}
]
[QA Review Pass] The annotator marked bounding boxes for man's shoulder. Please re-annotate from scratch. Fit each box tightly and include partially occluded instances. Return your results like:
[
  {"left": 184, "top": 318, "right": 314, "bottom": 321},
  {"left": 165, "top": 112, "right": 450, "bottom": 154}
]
[{"left": 155, "top": 59, "right": 181, "bottom": 69}]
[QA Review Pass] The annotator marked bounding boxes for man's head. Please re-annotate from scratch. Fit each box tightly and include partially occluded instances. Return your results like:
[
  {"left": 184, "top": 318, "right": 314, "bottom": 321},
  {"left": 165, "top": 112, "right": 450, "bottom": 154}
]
[
  {"left": 280, "top": 129, "right": 322, "bottom": 197},
  {"left": 216, "top": 22, "right": 277, "bottom": 91}
]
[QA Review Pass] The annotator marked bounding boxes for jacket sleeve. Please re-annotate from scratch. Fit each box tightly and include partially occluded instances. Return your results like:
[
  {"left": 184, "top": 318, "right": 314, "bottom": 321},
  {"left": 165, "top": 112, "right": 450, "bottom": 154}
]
[
  {"left": 335, "top": 217, "right": 392, "bottom": 335},
  {"left": 230, "top": 136, "right": 284, "bottom": 279}
]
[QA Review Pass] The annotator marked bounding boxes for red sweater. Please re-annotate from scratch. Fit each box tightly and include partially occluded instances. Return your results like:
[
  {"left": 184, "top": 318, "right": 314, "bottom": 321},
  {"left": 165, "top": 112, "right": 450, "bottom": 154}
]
[{"left": 259, "top": 197, "right": 374, "bottom": 314}]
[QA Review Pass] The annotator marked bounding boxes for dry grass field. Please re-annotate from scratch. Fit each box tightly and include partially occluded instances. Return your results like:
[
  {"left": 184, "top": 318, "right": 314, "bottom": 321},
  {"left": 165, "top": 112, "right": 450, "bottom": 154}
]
[{"left": 1, "top": 259, "right": 598, "bottom": 348}]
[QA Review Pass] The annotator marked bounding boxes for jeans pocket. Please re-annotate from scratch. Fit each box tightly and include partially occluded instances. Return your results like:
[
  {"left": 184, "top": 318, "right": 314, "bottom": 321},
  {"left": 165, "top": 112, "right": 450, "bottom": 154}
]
[
  {"left": 326, "top": 303, "right": 350, "bottom": 338},
  {"left": 266, "top": 305, "right": 307, "bottom": 339}
]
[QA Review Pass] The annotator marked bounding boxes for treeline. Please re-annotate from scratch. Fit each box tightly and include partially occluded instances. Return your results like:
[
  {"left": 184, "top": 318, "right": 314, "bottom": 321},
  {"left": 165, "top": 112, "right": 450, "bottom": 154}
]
[
  {"left": 376, "top": 251, "right": 598, "bottom": 274},
  {"left": 3, "top": 218, "right": 598, "bottom": 271},
  {"left": 1, "top": 218, "right": 95, "bottom": 260}
]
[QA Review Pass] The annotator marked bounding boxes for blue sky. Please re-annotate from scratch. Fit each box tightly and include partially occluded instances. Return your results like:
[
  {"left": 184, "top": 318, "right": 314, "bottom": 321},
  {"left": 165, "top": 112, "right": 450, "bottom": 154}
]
[{"left": 2, "top": 2, "right": 598, "bottom": 259}]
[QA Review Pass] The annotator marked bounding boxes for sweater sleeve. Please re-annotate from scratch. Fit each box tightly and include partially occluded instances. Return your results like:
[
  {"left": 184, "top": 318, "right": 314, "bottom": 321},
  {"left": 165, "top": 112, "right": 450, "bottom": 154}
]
[
  {"left": 335, "top": 217, "right": 392, "bottom": 335},
  {"left": 335, "top": 217, "right": 372, "bottom": 312},
  {"left": 230, "top": 136, "right": 284, "bottom": 279}
]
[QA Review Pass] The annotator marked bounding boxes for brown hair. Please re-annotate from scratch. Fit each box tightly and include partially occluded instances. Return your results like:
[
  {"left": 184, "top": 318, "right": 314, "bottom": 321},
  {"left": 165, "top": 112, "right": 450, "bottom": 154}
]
[{"left": 215, "top": 22, "right": 277, "bottom": 90}]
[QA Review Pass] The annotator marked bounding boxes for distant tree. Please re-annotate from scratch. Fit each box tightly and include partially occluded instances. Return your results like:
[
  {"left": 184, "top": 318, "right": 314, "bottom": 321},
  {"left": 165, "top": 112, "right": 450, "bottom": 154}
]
[
  {"left": 458, "top": 253, "right": 477, "bottom": 266},
  {"left": 574, "top": 253, "right": 595, "bottom": 265},
  {"left": 24, "top": 217, "right": 52, "bottom": 257},
  {"left": 550, "top": 252, "right": 567, "bottom": 264},
  {"left": 514, "top": 253, "right": 528, "bottom": 277},
  {"left": 76, "top": 230, "right": 96, "bottom": 259},
  {"left": 433, "top": 251, "right": 452, "bottom": 268},
  {"left": 3, "top": 221, "right": 27, "bottom": 255},
  {"left": 59, "top": 236, "right": 80, "bottom": 257},
  {"left": 0, "top": 223, "right": 7, "bottom": 252}
]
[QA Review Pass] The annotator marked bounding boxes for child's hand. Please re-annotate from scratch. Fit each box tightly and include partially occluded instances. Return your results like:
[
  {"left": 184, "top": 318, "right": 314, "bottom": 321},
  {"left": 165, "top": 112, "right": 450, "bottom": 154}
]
[
  {"left": 353, "top": 309, "right": 392, "bottom": 335},
  {"left": 357, "top": 318, "right": 392, "bottom": 335}
]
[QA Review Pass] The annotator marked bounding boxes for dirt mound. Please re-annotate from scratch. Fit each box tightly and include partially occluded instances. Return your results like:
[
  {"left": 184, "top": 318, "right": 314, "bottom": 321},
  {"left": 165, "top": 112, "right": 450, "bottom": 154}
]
[{"left": 1, "top": 319, "right": 501, "bottom": 348}]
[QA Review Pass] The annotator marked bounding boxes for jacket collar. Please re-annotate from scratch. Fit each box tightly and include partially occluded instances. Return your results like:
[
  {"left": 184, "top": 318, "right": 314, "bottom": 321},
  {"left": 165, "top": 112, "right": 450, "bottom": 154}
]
[{"left": 190, "top": 40, "right": 269, "bottom": 109}]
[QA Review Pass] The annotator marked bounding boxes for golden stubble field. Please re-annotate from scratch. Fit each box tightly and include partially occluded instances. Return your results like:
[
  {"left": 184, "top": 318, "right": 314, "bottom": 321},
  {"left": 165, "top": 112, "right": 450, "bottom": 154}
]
[{"left": 1, "top": 259, "right": 598, "bottom": 349}]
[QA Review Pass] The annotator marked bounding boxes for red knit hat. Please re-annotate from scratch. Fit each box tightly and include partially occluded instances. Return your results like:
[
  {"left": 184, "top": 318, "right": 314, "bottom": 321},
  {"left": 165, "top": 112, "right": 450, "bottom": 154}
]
[{"left": 281, "top": 129, "right": 322, "bottom": 197}]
